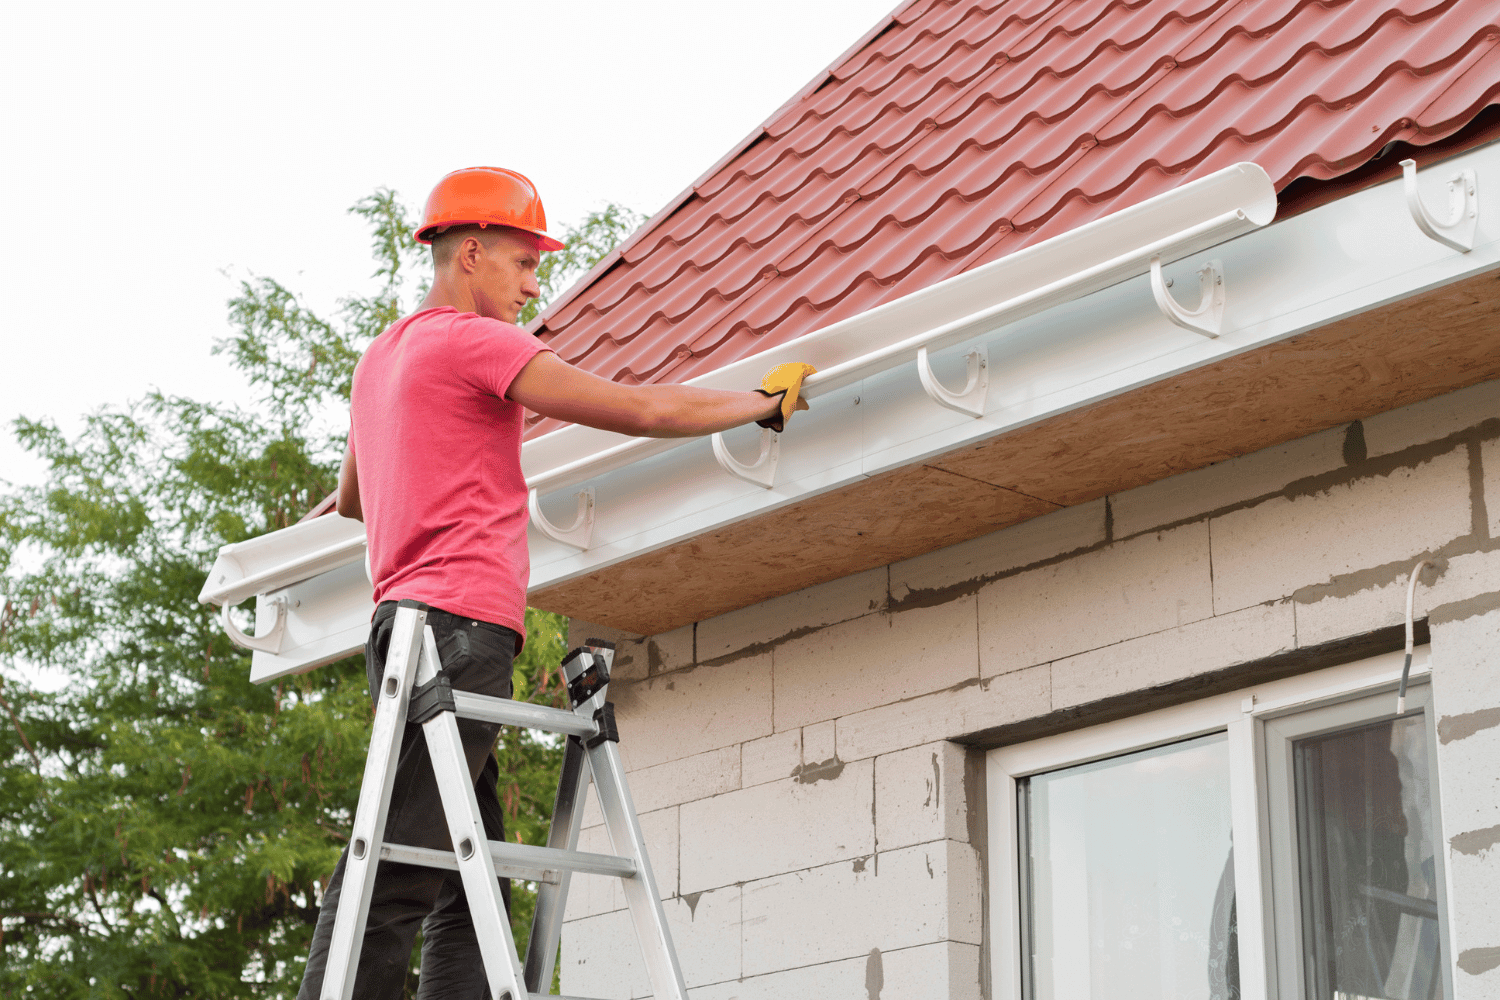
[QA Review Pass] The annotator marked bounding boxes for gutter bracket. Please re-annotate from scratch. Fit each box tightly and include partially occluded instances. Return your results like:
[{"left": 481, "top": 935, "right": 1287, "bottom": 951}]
[
  {"left": 1402, "top": 158, "right": 1476, "bottom": 252},
  {"left": 917, "top": 345, "right": 988, "bottom": 418},
  {"left": 1151, "top": 256, "right": 1224, "bottom": 338},
  {"left": 221, "top": 595, "right": 288, "bottom": 654},
  {"left": 711, "top": 427, "right": 780, "bottom": 488},
  {"left": 529, "top": 487, "right": 595, "bottom": 549}
]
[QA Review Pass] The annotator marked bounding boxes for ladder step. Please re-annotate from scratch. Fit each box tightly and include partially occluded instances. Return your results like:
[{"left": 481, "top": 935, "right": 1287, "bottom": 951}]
[
  {"left": 451, "top": 691, "right": 598, "bottom": 739},
  {"left": 380, "top": 839, "right": 637, "bottom": 882}
]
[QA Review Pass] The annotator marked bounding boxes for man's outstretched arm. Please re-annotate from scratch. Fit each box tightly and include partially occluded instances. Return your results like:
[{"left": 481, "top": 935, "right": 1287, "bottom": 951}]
[{"left": 507, "top": 351, "right": 805, "bottom": 438}]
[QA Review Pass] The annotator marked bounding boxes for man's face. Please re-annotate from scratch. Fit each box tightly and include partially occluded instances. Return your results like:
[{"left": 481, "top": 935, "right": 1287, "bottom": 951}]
[{"left": 472, "top": 229, "right": 543, "bottom": 324}]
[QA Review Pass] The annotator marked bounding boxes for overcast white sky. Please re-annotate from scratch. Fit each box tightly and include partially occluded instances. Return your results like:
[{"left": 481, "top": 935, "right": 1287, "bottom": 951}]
[{"left": 0, "top": 0, "right": 897, "bottom": 486}]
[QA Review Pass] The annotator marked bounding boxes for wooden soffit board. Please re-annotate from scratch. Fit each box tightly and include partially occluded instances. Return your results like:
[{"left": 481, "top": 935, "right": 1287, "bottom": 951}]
[{"left": 531, "top": 269, "right": 1500, "bottom": 636}]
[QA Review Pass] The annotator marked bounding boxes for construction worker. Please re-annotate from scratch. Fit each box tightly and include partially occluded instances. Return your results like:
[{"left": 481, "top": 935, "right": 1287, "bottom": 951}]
[{"left": 297, "top": 166, "right": 813, "bottom": 999}]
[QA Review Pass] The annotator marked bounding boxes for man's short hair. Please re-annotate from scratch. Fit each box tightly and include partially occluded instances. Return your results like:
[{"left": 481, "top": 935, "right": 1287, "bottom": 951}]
[{"left": 430, "top": 225, "right": 533, "bottom": 268}]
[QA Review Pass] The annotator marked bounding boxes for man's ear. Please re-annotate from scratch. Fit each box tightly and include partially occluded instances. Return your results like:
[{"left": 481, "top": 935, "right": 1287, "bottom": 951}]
[{"left": 458, "top": 234, "right": 485, "bottom": 273}]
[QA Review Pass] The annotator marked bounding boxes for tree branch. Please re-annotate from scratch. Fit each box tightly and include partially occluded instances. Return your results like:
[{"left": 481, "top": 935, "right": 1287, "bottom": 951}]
[{"left": 0, "top": 680, "right": 43, "bottom": 776}]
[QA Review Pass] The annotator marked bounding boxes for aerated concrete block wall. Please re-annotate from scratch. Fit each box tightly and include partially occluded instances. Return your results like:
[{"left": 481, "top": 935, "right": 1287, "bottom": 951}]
[{"left": 559, "top": 377, "right": 1500, "bottom": 1000}]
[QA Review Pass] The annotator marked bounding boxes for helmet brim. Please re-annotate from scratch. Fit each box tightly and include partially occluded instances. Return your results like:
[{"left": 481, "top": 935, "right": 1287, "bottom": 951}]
[{"left": 415, "top": 221, "right": 565, "bottom": 252}]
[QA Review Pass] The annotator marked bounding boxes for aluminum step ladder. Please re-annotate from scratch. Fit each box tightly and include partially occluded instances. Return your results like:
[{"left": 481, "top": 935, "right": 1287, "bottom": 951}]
[{"left": 321, "top": 598, "right": 687, "bottom": 1000}]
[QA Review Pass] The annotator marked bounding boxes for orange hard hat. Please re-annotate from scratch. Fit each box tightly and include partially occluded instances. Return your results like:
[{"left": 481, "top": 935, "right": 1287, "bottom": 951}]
[{"left": 414, "top": 166, "right": 565, "bottom": 251}]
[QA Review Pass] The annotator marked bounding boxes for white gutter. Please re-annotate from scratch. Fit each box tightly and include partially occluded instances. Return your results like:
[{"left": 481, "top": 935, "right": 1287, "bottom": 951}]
[{"left": 521, "top": 162, "right": 1277, "bottom": 495}]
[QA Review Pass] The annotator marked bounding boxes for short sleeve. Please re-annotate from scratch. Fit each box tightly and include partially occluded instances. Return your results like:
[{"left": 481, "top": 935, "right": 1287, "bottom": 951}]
[{"left": 447, "top": 314, "right": 551, "bottom": 399}]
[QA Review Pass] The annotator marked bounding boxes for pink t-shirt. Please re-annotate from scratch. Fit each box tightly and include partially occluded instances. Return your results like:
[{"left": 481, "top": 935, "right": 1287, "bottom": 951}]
[{"left": 350, "top": 306, "right": 549, "bottom": 638}]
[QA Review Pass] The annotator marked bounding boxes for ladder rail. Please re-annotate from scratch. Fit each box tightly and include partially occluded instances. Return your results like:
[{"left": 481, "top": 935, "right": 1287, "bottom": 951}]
[
  {"left": 320, "top": 604, "right": 425, "bottom": 1000},
  {"left": 524, "top": 734, "right": 593, "bottom": 992},
  {"left": 590, "top": 737, "right": 691, "bottom": 1000},
  {"left": 415, "top": 623, "right": 530, "bottom": 1000}
]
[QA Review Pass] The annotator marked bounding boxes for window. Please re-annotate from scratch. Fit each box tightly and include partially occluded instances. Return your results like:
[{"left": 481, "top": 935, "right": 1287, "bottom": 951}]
[{"left": 988, "top": 649, "right": 1452, "bottom": 1000}]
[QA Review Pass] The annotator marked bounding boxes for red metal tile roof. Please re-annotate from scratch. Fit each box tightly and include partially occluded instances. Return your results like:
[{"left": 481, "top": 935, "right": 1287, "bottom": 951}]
[{"left": 526, "top": 0, "right": 1500, "bottom": 439}]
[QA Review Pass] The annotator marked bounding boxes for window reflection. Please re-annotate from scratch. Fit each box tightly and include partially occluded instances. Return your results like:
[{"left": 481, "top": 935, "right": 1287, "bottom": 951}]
[
  {"left": 1022, "top": 733, "right": 1239, "bottom": 1000},
  {"left": 1295, "top": 714, "right": 1442, "bottom": 1000}
]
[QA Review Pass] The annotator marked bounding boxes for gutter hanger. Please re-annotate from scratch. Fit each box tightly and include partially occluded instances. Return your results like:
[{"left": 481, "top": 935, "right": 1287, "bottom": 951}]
[{"left": 522, "top": 162, "right": 1277, "bottom": 498}]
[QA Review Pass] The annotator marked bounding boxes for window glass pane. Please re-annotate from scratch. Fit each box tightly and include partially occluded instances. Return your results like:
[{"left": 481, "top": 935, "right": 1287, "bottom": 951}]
[
  {"left": 1294, "top": 714, "right": 1443, "bottom": 1000},
  {"left": 1022, "top": 733, "right": 1239, "bottom": 1000}
]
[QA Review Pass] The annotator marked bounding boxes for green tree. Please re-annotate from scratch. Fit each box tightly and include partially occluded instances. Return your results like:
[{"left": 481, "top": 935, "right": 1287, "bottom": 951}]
[{"left": 0, "top": 192, "right": 641, "bottom": 998}]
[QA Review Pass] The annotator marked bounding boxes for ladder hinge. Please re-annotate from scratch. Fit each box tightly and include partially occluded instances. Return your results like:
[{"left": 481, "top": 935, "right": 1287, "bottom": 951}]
[
  {"left": 563, "top": 648, "right": 611, "bottom": 707},
  {"left": 586, "top": 702, "right": 620, "bottom": 749},
  {"left": 409, "top": 675, "right": 456, "bottom": 724}
]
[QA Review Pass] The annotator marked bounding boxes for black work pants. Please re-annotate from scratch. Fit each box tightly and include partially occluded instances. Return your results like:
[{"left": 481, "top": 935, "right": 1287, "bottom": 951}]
[{"left": 297, "top": 601, "right": 517, "bottom": 1000}]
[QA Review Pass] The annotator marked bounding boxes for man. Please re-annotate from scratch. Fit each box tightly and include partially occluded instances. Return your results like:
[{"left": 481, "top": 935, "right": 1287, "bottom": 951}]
[{"left": 297, "top": 166, "right": 811, "bottom": 999}]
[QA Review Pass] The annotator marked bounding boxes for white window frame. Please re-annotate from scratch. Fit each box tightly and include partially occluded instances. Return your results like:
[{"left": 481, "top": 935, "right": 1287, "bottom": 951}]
[{"left": 986, "top": 646, "right": 1450, "bottom": 1000}]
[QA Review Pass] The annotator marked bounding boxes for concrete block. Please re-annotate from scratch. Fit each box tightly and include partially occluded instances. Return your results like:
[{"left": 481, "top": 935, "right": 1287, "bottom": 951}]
[
  {"left": 568, "top": 619, "right": 649, "bottom": 683},
  {"left": 1437, "top": 718, "right": 1500, "bottom": 840},
  {"left": 1446, "top": 846, "right": 1500, "bottom": 992},
  {"left": 1432, "top": 609, "right": 1500, "bottom": 838},
  {"left": 663, "top": 886, "right": 742, "bottom": 989},
  {"left": 741, "top": 729, "right": 801, "bottom": 787},
  {"left": 978, "top": 523, "right": 1212, "bottom": 676},
  {"left": 560, "top": 907, "right": 648, "bottom": 999},
  {"left": 566, "top": 806, "right": 680, "bottom": 919},
  {"left": 1362, "top": 377, "right": 1500, "bottom": 457},
  {"left": 802, "top": 721, "right": 836, "bottom": 765},
  {"left": 1431, "top": 598, "right": 1500, "bottom": 712},
  {"left": 696, "top": 567, "right": 887, "bottom": 662},
  {"left": 1111, "top": 427, "right": 1345, "bottom": 539},
  {"left": 1051, "top": 603, "right": 1295, "bottom": 709},
  {"left": 1210, "top": 447, "right": 1472, "bottom": 613},
  {"left": 680, "top": 759, "right": 874, "bottom": 893},
  {"left": 875, "top": 741, "right": 971, "bottom": 850},
  {"left": 773, "top": 597, "right": 979, "bottom": 731},
  {"left": 566, "top": 822, "right": 623, "bottom": 919},
  {"left": 644, "top": 622, "right": 695, "bottom": 674},
  {"left": 1484, "top": 437, "right": 1500, "bottom": 541},
  {"left": 880, "top": 941, "right": 983, "bottom": 1000},
  {"left": 837, "top": 664, "right": 1051, "bottom": 762},
  {"left": 611, "top": 653, "right": 772, "bottom": 772},
  {"left": 690, "top": 941, "right": 981, "bottom": 1000},
  {"left": 740, "top": 840, "right": 982, "bottom": 975},
  {"left": 688, "top": 953, "right": 870, "bottom": 1000},
  {"left": 890, "top": 498, "right": 1107, "bottom": 605},
  {"left": 626, "top": 745, "right": 740, "bottom": 815},
  {"left": 1294, "top": 546, "right": 1500, "bottom": 648}
]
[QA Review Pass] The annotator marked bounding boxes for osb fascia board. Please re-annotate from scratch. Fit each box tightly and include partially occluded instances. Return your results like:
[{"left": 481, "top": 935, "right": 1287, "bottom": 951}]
[
  {"left": 530, "top": 269, "right": 1500, "bottom": 636},
  {"left": 531, "top": 466, "right": 1058, "bottom": 636}
]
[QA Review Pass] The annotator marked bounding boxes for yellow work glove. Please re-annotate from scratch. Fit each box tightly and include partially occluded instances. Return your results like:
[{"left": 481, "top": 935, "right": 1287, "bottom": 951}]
[{"left": 754, "top": 362, "right": 817, "bottom": 432}]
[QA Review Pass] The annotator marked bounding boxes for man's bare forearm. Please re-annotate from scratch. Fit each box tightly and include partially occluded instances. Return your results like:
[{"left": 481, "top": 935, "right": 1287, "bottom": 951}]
[
  {"left": 508, "top": 351, "right": 797, "bottom": 438},
  {"left": 613, "top": 384, "right": 783, "bottom": 438}
]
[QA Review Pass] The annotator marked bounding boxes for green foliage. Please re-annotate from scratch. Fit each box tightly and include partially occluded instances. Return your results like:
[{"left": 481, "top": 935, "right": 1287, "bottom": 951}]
[{"left": 0, "top": 193, "right": 637, "bottom": 997}]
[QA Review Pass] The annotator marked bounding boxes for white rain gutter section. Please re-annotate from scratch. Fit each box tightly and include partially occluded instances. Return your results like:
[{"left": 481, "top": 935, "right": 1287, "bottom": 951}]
[
  {"left": 197, "top": 513, "right": 372, "bottom": 682},
  {"left": 200, "top": 146, "right": 1500, "bottom": 682},
  {"left": 520, "top": 162, "right": 1278, "bottom": 496}
]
